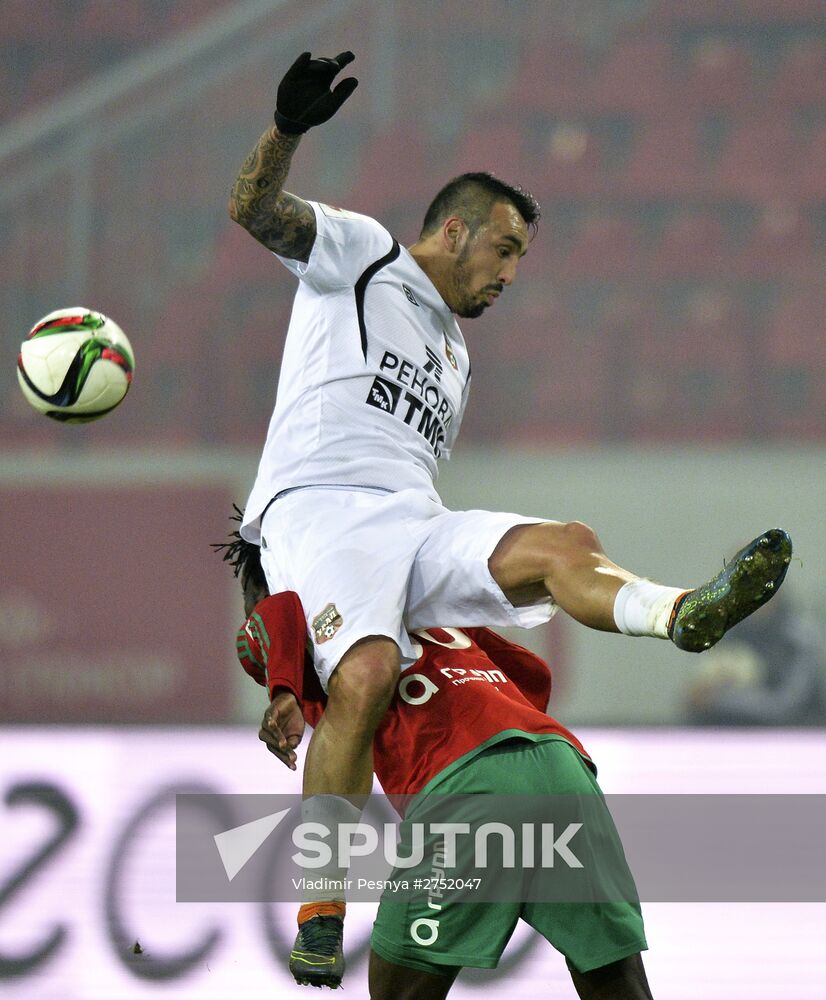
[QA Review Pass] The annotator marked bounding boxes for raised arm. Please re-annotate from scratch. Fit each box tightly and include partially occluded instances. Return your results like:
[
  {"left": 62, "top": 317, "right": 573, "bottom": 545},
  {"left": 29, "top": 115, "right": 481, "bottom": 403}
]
[
  {"left": 228, "top": 50, "right": 358, "bottom": 263},
  {"left": 229, "top": 127, "right": 316, "bottom": 262}
]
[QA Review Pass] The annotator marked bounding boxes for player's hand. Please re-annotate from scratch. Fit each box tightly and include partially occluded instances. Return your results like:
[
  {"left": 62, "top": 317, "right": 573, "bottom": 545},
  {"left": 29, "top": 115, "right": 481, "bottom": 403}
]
[
  {"left": 274, "top": 51, "right": 358, "bottom": 134},
  {"left": 259, "top": 690, "right": 305, "bottom": 770}
]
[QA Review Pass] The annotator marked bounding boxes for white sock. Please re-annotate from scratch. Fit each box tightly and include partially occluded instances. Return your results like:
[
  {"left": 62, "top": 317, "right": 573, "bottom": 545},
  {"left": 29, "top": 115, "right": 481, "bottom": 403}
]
[
  {"left": 613, "top": 580, "right": 688, "bottom": 638},
  {"left": 300, "top": 794, "right": 362, "bottom": 903}
]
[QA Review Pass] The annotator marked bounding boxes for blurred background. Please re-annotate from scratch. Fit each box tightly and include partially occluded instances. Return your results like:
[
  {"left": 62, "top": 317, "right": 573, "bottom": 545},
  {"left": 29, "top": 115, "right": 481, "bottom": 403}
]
[{"left": 2, "top": 1, "right": 826, "bottom": 996}]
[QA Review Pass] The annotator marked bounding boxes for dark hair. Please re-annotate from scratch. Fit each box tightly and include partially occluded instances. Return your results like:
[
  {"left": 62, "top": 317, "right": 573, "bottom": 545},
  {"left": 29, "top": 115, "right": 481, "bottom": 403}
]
[
  {"left": 420, "top": 171, "right": 540, "bottom": 240},
  {"left": 211, "top": 504, "right": 267, "bottom": 591}
]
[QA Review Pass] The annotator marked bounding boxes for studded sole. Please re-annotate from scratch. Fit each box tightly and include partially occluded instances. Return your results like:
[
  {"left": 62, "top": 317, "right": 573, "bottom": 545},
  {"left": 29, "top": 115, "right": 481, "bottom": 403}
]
[{"left": 671, "top": 529, "right": 792, "bottom": 653}]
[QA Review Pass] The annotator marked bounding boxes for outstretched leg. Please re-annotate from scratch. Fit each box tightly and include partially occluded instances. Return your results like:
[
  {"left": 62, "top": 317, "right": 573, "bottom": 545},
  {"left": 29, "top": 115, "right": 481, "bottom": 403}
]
[
  {"left": 488, "top": 520, "right": 678, "bottom": 633},
  {"left": 489, "top": 522, "right": 793, "bottom": 650}
]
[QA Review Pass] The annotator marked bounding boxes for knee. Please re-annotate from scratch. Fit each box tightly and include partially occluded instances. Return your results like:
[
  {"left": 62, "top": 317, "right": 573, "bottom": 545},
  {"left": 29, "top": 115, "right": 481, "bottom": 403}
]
[
  {"left": 327, "top": 638, "right": 400, "bottom": 725},
  {"left": 489, "top": 519, "right": 605, "bottom": 593},
  {"left": 540, "top": 520, "right": 603, "bottom": 572},
  {"left": 557, "top": 519, "right": 602, "bottom": 555}
]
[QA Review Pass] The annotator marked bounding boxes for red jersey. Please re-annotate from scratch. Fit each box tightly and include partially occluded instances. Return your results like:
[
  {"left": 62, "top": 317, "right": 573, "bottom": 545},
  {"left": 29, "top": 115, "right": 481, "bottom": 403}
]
[{"left": 237, "top": 592, "right": 591, "bottom": 798}]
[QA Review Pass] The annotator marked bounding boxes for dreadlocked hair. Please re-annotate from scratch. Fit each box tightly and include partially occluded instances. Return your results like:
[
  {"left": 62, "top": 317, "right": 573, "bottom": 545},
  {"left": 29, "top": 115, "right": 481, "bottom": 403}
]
[{"left": 211, "top": 504, "right": 267, "bottom": 590}]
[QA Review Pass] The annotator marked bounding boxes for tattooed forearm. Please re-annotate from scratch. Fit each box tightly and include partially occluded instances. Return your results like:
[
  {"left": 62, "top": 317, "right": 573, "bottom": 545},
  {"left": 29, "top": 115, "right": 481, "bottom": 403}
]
[{"left": 228, "top": 126, "right": 317, "bottom": 262}]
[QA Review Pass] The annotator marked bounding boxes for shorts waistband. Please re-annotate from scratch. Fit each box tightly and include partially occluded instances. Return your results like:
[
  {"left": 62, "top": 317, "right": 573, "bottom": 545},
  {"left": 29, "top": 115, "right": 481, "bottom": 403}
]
[
  {"left": 275, "top": 484, "right": 394, "bottom": 500},
  {"left": 261, "top": 484, "right": 394, "bottom": 525}
]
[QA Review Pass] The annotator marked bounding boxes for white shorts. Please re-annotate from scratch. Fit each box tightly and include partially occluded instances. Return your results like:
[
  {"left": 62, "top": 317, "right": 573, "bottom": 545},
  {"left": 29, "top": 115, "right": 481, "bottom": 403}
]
[{"left": 259, "top": 487, "right": 556, "bottom": 690}]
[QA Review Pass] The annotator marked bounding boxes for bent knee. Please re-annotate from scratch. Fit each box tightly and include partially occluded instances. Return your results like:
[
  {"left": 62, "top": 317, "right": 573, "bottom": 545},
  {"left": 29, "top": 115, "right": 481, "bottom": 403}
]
[
  {"left": 489, "top": 520, "right": 604, "bottom": 591},
  {"left": 328, "top": 637, "right": 400, "bottom": 717},
  {"left": 555, "top": 519, "right": 602, "bottom": 554}
]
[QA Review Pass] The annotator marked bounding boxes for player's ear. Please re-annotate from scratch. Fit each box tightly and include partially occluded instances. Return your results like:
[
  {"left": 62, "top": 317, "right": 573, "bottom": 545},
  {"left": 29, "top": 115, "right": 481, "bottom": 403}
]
[{"left": 443, "top": 216, "right": 468, "bottom": 255}]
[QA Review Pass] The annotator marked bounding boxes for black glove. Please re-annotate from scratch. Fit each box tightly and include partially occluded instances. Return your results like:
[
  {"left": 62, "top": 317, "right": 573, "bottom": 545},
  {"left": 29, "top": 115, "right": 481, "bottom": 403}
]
[{"left": 274, "top": 51, "right": 358, "bottom": 135}]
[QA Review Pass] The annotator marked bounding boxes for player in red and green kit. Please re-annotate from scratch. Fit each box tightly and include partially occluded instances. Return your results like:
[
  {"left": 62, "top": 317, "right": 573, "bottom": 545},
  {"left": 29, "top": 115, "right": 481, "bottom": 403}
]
[{"left": 221, "top": 528, "right": 654, "bottom": 999}]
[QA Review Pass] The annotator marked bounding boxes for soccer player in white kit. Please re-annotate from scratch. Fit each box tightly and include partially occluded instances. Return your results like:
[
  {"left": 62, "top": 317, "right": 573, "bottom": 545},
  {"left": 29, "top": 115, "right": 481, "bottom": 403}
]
[{"left": 229, "top": 51, "right": 792, "bottom": 988}]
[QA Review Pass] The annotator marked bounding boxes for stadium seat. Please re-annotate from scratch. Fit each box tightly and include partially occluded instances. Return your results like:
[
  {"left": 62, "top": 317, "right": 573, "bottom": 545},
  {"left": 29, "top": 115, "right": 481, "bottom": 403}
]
[
  {"left": 562, "top": 210, "right": 643, "bottom": 279},
  {"left": 621, "top": 118, "right": 705, "bottom": 196},
  {"left": 714, "top": 116, "right": 801, "bottom": 200},
  {"left": 759, "top": 286, "right": 826, "bottom": 436},
  {"left": 734, "top": 201, "right": 814, "bottom": 277},
  {"left": 449, "top": 121, "right": 528, "bottom": 186},
  {"left": 650, "top": 209, "right": 730, "bottom": 278},
  {"left": 796, "top": 124, "right": 826, "bottom": 200},
  {"left": 588, "top": 34, "right": 674, "bottom": 115},
  {"left": 678, "top": 35, "right": 756, "bottom": 112},
  {"left": 469, "top": 307, "right": 608, "bottom": 445},
  {"left": 769, "top": 37, "right": 826, "bottom": 108},
  {"left": 347, "top": 126, "right": 444, "bottom": 215},
  {"left": 629, "top": 285, "right": 755, "bottom": 441},
  {"left": 510, "top": 37, "right": 593, "bottom": 115},
  {"left": 531, "top": 121, "right": 611, "bottom": 196}
]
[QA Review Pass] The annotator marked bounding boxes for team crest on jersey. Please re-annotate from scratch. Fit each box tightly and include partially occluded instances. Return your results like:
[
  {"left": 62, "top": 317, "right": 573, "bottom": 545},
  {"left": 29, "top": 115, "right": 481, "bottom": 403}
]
[
  {"left": 312, "top": 603, "right": 343, "bottom": 644},
  {"left": 443, "top": 332, "right": 458, "bottom": 371}
]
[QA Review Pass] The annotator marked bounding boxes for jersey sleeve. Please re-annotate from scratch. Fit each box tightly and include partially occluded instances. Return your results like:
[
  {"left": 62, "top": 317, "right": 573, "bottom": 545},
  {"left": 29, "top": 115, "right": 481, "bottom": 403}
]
[
  {"left": 241, "top": 593, "right": 308, "bottom": 701},
  {"left": 275, "top": 201, "right": 396, "bottom": 291},
  {"left": 237, "top": 593, "right": 328, "bottom": 726},
  {"left": 236, "top": 622, "right": 267, "bottom": 688}
]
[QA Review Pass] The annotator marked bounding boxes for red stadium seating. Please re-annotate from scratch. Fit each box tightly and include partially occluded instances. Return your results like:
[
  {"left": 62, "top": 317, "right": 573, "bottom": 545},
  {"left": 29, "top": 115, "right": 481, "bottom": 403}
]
[
  {"left": 714, "top": 116, "right": 801, "bottom": 200},
  {"left": 531, "top": 122, "right": 612, "bottom": 196},
  {"left": 769, "top": 38, "right": 826, "bottom": 108},
  {"left": 348, "top": 126, "right": 445, "bottom": 214},
  {"left": 562, "top": 210, "right": 643, "bottom": 279},
  {"left": 628, "top": 287, "right": 754, "bottom": 441},
  {"left": 588, "top": 35, "right": 674, "bottom": 115},
  {"left": 734, "top": 201, "right": 814, "bottom": 277},
  {"left": 8, "top": 2, "right": 826, "bottom": 445},
  {"left": 678, "top": 35, "right": 756, "bottom": 112},
  {"left": 622, "top": 118, "right": 706, "bottom": 196},
  {"left": 796, "top": 123, "right": 826, "bottom": 199},
  {"left": 510, "top": 38, "right": 593, "bottom": 115},
  {"left": 759, "top": 285, "right": 826, "bottom": 436},
  {"left": 650, "top": 209, "right": 730, "bottom": 278},
  {"left": 450, "top": 121, "right": 529, "bottom": 186}
]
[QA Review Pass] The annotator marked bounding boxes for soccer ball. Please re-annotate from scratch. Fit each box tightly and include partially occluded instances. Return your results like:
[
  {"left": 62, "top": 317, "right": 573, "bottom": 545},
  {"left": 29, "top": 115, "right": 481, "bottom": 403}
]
[{"left": 17, "top": 307, "right": 134, "bottom": 423}]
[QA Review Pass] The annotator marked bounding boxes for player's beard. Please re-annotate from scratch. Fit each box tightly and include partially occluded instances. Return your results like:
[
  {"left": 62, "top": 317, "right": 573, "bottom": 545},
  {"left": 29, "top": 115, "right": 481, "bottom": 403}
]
[{"left": 452, "top": 249, "right": 488, "bottom": 319}]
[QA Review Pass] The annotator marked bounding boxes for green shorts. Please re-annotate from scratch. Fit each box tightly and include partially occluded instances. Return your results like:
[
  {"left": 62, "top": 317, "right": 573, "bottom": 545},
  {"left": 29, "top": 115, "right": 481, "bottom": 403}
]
[{"left": 371, "top": 736, "right": 647, "bottom": 976}]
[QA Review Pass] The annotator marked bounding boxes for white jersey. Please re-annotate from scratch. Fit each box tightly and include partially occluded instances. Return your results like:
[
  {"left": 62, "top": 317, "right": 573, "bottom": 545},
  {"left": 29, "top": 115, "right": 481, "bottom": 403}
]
[{"left": 241, "top": 201, "right": 471, "bottom": 544}]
